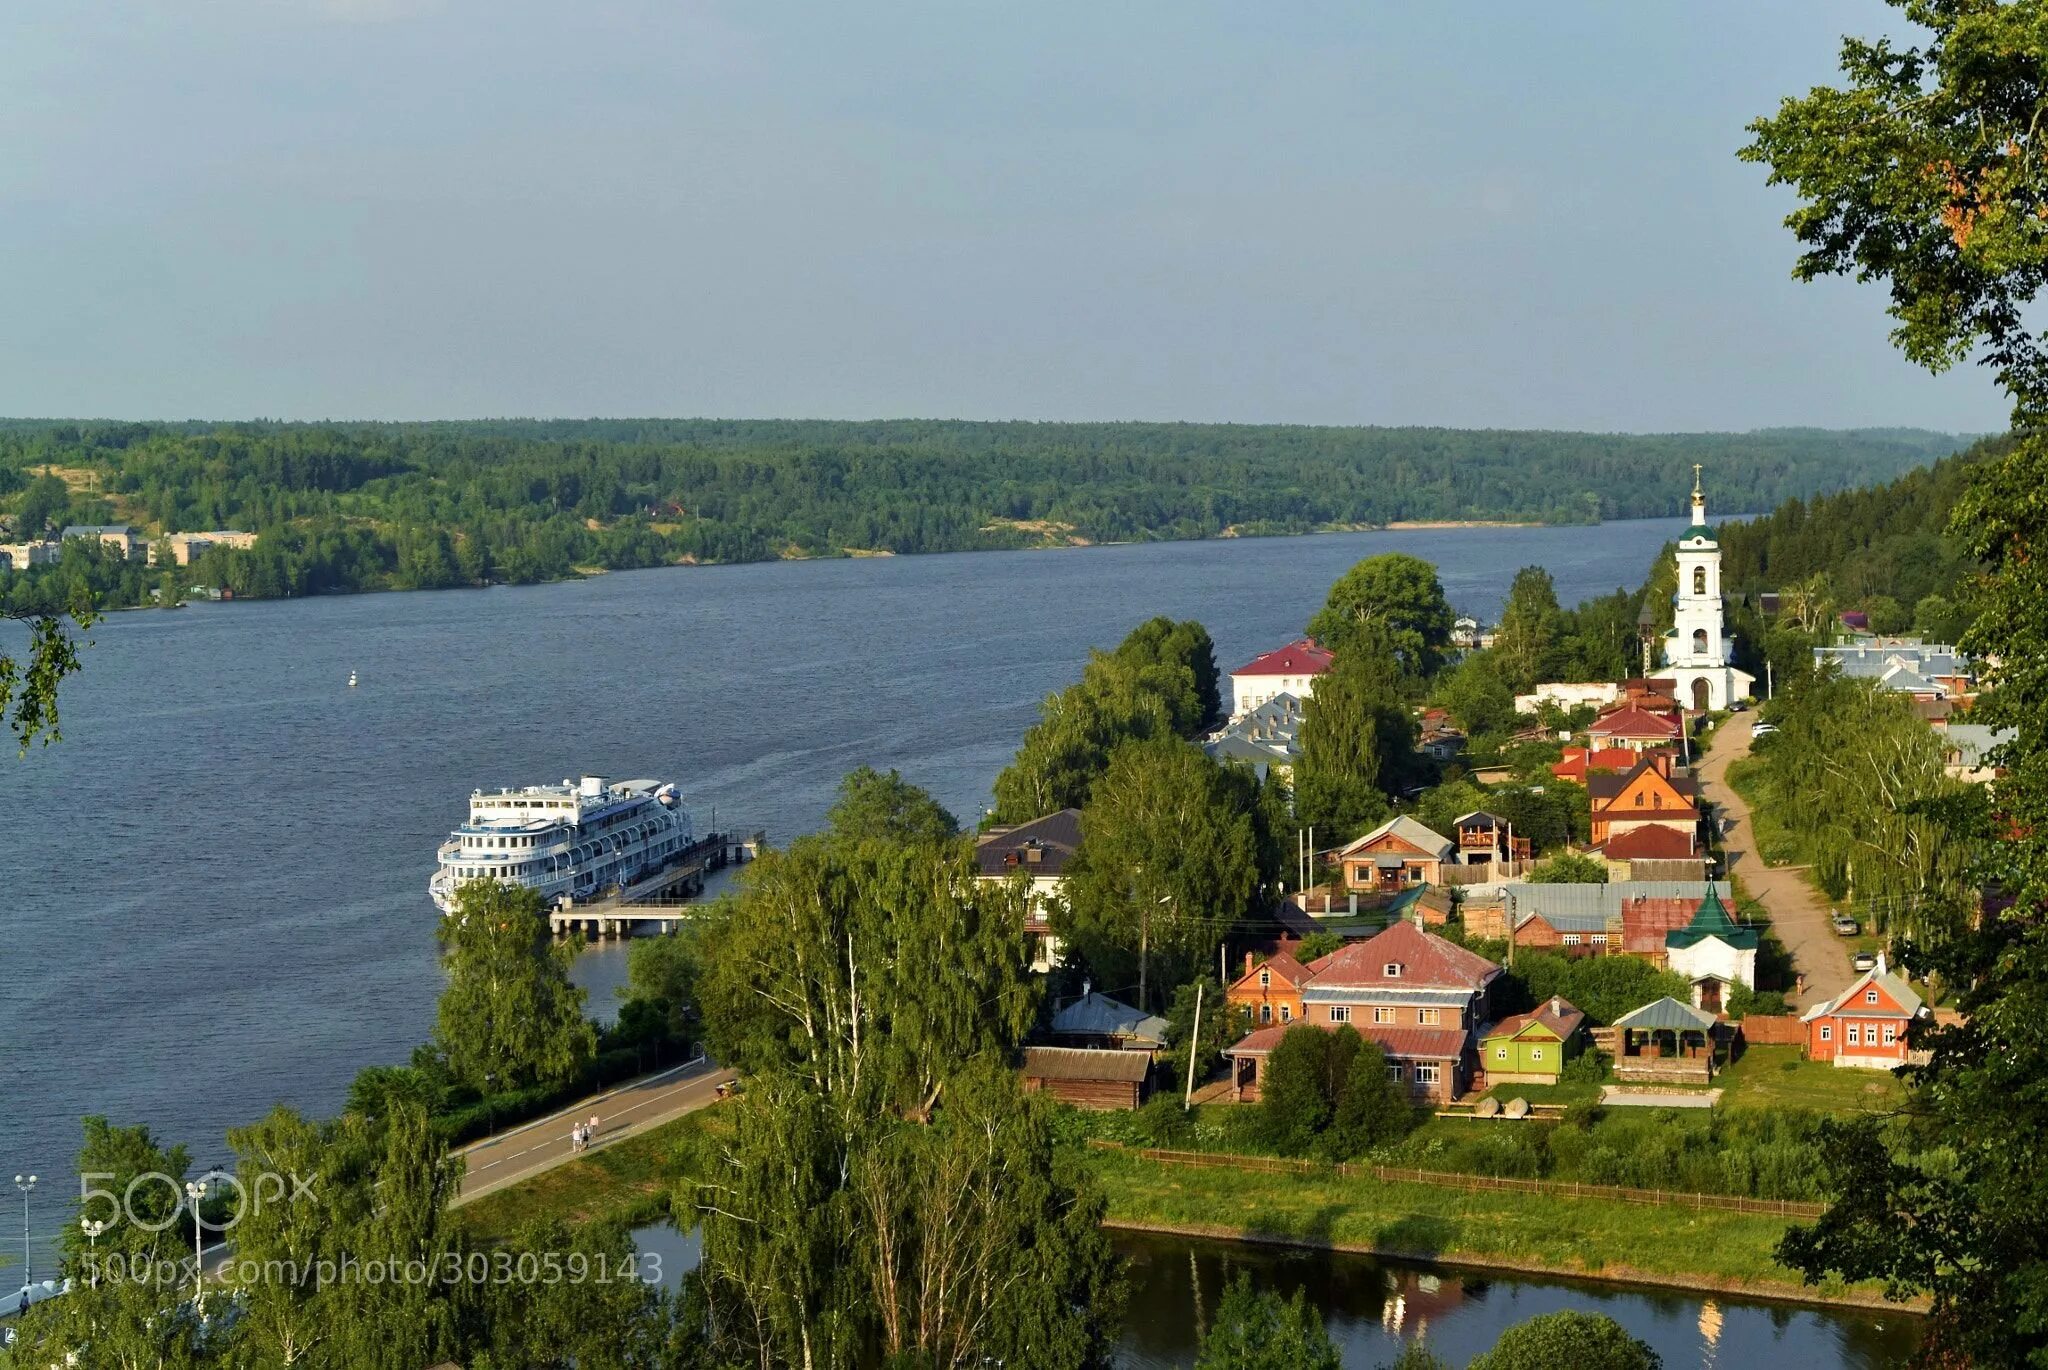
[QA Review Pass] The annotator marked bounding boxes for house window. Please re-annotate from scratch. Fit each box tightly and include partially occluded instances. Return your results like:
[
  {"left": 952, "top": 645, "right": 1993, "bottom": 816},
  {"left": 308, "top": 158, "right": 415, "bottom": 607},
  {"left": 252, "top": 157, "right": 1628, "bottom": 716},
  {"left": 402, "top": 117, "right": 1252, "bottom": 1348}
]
[
  {"left": 1635, "top": 793, "right": 1645, "bottom": 807},
  {"left": 1418, "top": 1008, "right": 1440, "bottom": 1026},
  {"left": 1562, "top": 933, "right": 1582, "bottom": 947},
  {"left": 1328, "top": 1006, "right": 1351, "bottom": 1023},
  {"left": 1590, "top": 933, "right": 1608, "bottom": 945},
  {"left": 1847, "top": 1025, "right": 1861, "bottom": 1046},
  {"left": 1820, "top": 1025, "right": 1832, "bottom": 1042},
  {"left": 1373, "top": 1007, "right": 1395, "bottom": 1025},
  {"left": 1259, "top": 969, "right": 1270, "bottom": 988},
  {"left": 1259, "top": 1003, "right": 1272, "bottom": 1024},
  {"left": 1865, "top": 990, "right": 1878, "bottom": 1005},
  {"left": 1383, "top": 963, "right": 1403, "bottom": 977},
  {"left": 1279, "top": 1006, "right": 1291, "bottom": 1024},
  {"left": 1495, "top": 1047, "right": 1508, "bottom": 1060},
  {"left": 1882, "top": 1025, "right": 1898, "bottom": 1045},
  {"left": 1531, "top": 1047, "right": 1544, "bottom": 1061},
  {"left": 1413, "top": 1064, "right": 1441, "bottom": 1086}
]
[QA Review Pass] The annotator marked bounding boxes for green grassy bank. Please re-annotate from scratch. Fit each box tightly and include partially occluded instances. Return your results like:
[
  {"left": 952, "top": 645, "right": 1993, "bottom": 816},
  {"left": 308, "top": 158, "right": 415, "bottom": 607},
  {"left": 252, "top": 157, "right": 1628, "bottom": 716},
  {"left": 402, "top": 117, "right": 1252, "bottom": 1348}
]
[{"left": 1078, "top": 1144, "right": 1918, "bottom": 1312}]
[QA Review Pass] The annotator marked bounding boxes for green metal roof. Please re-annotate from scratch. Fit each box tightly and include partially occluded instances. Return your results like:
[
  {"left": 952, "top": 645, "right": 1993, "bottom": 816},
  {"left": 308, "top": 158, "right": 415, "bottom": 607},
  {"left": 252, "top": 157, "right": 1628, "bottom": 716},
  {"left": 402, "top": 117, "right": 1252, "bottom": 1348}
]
[
  {"left": 1665, "top": 887, "right": 1759, "bottom": 951},
  {"left": 1613, "top": 996, "right": 1717, "bottom": 1033}
]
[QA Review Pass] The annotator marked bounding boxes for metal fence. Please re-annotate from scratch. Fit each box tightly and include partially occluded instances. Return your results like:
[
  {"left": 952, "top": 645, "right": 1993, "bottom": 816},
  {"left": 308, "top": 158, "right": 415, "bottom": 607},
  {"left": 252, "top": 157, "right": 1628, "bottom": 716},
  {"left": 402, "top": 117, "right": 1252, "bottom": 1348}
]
[{"left": 1089, "top": 1141, "right": 1826, "bottom": 1218}]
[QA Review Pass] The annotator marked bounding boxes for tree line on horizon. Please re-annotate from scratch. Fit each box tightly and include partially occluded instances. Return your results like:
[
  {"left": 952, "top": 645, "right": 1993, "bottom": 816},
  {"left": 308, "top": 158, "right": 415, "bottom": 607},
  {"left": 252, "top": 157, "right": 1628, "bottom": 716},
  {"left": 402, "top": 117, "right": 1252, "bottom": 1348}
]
[{"left": 0, "top": 417, "right": 1965, "bottom": 615}]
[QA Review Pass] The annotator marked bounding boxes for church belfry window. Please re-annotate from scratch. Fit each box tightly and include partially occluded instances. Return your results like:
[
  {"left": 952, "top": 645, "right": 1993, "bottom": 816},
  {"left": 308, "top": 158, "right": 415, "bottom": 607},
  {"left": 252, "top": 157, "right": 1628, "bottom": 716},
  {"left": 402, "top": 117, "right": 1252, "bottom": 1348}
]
[{"left": 1693, "top": 566, "right": 1706, "bottom": 595}]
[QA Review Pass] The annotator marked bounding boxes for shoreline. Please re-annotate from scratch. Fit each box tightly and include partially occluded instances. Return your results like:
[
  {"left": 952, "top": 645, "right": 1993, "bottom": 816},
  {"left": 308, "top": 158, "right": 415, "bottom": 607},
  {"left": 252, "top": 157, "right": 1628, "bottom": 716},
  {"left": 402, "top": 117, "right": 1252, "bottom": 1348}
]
[{"left": 1101, "top": 1216, "right": 1927, "bottom": 1316}]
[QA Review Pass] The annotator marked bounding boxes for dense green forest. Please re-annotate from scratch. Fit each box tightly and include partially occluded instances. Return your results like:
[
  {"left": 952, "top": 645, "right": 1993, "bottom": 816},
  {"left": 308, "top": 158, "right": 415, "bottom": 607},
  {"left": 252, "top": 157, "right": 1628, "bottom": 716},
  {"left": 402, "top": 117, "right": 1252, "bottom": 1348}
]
[{"left": 0, "top": 417, "right": 1966, "bottom": 613}]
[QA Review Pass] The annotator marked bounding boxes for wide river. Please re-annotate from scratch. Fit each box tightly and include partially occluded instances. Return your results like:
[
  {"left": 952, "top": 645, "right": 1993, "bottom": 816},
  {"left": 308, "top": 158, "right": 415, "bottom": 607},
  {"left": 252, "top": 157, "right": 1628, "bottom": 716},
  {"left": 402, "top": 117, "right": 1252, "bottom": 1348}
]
[{"left": 5, "top": 515, "right": 1914, "bottom": 1363}]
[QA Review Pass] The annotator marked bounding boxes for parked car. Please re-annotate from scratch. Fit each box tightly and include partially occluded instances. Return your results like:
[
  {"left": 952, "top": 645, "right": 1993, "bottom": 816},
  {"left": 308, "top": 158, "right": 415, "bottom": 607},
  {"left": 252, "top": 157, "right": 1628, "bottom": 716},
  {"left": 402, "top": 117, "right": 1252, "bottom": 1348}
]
[
  {"left": 1852, "top": 950, "right": 1878, "bottom": 972},
  {"left": 1750, "top": 722, "right": 1779, "bottom": 738},
  {"left": 1832, "top": 916, "right": 1860, "bottom": 936}
]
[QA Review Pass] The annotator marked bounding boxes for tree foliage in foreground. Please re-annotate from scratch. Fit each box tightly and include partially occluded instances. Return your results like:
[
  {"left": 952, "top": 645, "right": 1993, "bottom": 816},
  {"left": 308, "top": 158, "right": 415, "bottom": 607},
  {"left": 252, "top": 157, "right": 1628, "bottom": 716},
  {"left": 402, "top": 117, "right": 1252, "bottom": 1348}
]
[
  {"left": 991, "top": 616, "right": 1219, "bottom": 823},
  {"left": 1194, "top": 1273, "right": 1340, "bottom": 1370},
  {"left": 434, "top": 880, "right": 597, "bottom": 1093},
  {"left": 1746, "top": 4, "right": 2048, "bottom": 1361},
  {"left": 1468, "top": 1310, "right": 1660, "bottom": 1370},
  {"left": 689, "top": 779, "right": 1123, "bottom": 1367}
]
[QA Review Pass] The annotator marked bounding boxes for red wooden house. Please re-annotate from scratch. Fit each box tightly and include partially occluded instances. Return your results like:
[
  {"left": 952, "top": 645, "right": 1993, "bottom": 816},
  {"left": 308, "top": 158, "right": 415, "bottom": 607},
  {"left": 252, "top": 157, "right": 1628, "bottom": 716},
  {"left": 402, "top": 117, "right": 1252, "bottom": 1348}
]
[{"left": 1801, "top": 958, "right": 1924, "bottom": 1069}]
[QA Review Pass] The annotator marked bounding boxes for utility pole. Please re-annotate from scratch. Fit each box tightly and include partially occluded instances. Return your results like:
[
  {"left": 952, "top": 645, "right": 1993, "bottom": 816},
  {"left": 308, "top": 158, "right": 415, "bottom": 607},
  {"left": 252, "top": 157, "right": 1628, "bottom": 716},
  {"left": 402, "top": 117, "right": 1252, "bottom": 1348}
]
[
  {"left": 13, "top": 1174, "right": 34, "bottom": 1302},
  {"left": 1183, "top": 981, "right": 1204, "bottom": 1110}
]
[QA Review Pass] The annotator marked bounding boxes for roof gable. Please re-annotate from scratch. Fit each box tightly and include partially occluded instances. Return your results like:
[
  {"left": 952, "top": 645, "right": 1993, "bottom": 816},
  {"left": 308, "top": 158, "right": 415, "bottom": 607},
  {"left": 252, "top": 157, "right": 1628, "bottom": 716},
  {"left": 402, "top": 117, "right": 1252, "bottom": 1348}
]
[
  {"left": 1337, "top": 815, "right": 1454, "bottom": 861},
  {"left": 1229, "top": 954, "right": 1310, "bottom": 995},
  {"left": 1804, "top": 968, "right": 1924, "bottom": 1020},
  {"left": 1589, "top": 706, "right": 1681, "bottom": 740}
]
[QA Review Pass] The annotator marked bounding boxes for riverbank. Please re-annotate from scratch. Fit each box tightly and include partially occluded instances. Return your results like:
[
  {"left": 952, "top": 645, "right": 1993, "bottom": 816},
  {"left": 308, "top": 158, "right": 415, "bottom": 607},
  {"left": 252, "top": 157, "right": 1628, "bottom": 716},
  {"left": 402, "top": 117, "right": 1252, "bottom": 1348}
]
[{"left": 1080, "top": 1144, "right": 1923, "bottom": 1315}]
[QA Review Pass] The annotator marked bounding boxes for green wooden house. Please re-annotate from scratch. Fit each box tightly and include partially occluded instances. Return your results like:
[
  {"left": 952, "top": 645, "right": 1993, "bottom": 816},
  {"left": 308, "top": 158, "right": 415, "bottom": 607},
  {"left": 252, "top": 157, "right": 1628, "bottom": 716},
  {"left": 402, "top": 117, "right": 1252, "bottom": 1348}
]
[{"left": 1480, "top": 996, "right": 1587, "bottom": 1085}]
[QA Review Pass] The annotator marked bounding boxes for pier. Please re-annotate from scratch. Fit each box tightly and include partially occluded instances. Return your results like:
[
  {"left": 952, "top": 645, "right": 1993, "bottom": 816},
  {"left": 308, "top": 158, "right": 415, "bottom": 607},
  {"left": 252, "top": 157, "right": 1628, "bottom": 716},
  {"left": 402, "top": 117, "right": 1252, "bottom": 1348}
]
[{"left": 548, "top": 830, "right": 766, "bottom": 939}]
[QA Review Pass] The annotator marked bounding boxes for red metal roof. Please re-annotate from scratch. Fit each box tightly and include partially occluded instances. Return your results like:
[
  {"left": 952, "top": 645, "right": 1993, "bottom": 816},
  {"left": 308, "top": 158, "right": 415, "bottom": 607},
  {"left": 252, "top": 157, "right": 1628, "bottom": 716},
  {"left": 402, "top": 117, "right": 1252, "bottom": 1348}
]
[
  {"left": 1304, "top": 920, "right": 1500, "bottom": 991},
  {"left": 1597, "top": 825, "right": 1700, "bottom": 859},
  {"left": 1550, "top": 746, "right": 1644, "bottom": 781},
  {"left": 1587, "top": 706, "right": 1681, "bottom": 740},
  {"left": 1232, "top": 639, "right": 1335, "bottom": 677},
  {"left": 1227, "top": 1021, "right": 1466, "bottom": 1061}
]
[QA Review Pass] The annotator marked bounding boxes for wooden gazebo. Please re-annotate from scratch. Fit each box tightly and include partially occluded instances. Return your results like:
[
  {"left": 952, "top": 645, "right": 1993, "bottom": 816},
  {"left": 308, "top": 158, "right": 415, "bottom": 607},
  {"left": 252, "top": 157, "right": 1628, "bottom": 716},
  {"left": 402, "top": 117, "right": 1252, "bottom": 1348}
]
[{"left": 1611, "top": 996, "right": 1721, "bottom": 1084}]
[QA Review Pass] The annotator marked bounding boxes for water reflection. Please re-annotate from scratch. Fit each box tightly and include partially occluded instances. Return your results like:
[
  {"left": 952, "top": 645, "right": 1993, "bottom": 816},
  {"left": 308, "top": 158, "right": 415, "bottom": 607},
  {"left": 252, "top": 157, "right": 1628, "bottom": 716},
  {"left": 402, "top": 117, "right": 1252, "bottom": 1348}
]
[{"left": 1111, "top": 1231, "right": 1919, "bottom": 1369}]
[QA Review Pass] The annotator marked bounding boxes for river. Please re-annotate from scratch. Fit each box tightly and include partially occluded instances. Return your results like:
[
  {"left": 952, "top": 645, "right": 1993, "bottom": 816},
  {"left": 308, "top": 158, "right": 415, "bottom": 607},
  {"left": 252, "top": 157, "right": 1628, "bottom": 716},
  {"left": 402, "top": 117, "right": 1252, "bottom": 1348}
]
[
  {"left": 622, "top": 1224, "right": 1918, "bottom": 1366},
  {"left": 8, "top": 520, "right": 1679, "bottom": 1271}
]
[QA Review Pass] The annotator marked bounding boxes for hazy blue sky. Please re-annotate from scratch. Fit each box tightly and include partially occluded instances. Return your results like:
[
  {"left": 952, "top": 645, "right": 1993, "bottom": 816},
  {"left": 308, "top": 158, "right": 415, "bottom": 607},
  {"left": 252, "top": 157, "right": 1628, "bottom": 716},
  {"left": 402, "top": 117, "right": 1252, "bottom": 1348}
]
[{"left": 0, "top": 1, "right": 2010, "bottom": 430}]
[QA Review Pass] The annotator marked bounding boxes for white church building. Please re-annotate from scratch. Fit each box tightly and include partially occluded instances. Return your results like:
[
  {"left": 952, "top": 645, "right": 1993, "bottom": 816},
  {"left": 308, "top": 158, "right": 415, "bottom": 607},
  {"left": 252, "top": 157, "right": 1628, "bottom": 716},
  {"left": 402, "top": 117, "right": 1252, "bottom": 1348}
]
[{"left": 1660, "top": 469, "right": 1755, "bottom": 712}]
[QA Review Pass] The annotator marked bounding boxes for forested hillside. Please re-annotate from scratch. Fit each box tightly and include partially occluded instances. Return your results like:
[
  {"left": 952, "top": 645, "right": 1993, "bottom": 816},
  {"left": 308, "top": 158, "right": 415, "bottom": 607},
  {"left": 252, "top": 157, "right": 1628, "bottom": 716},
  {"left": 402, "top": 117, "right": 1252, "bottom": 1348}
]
[{"left": 0, "top": 418, "right": 1967, "bottom": 612}]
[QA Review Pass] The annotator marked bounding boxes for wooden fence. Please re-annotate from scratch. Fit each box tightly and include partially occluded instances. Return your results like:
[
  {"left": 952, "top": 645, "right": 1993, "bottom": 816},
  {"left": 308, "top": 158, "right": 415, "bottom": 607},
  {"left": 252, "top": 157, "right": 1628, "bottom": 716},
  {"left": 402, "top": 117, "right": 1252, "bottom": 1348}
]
[
  {"left": 1738, "top": 1014, "right": 1807, "bottom": 1045},
  {"left": 1087, "top": 1141, "right": 1826, "bottom": 1218}
]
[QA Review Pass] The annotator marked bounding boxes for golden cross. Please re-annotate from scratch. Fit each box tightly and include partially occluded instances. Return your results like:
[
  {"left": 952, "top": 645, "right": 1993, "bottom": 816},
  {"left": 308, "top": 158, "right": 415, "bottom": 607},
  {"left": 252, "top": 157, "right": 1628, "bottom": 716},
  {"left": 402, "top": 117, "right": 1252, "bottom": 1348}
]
[{"left": 1692, "top": 463, "right": 1703, "bottom": 497}]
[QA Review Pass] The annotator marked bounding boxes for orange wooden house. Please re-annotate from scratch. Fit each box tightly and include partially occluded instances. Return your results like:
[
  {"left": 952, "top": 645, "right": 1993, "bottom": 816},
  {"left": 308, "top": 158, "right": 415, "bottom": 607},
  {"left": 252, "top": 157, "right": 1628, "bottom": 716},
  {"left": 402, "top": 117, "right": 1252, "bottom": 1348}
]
[
  {"left": 1587, "top": 752, "right": 1701, "bottom": 845},
  {"left": 1224, "top": 951, "right": 1312, "bottom": 1028}
]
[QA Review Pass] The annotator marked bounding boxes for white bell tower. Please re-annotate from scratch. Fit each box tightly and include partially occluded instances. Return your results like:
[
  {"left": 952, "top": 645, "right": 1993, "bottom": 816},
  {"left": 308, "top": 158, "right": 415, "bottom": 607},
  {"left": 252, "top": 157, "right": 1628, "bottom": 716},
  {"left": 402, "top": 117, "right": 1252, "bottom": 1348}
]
[{"left": 1661, "top": 464, "right": 1754, "bottom": 711}]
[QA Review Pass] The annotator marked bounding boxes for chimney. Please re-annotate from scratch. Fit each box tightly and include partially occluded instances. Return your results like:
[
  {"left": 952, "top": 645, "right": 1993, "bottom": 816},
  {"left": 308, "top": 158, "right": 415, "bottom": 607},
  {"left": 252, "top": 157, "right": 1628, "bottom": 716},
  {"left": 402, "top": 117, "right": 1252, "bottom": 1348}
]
[
  {"left": 1244, "top": 951, "right": 1254, "bottom": 975},
  {"left": 1551, "top": 995, "right": 1564, "bottom": 1016}
]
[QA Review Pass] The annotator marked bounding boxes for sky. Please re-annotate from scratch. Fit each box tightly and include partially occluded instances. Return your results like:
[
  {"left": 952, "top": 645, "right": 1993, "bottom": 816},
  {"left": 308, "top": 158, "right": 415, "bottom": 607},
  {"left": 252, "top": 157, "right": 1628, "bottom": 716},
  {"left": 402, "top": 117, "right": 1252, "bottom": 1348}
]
[{"left": 0, "top": 1, "right": 2012, "bottom": 431}]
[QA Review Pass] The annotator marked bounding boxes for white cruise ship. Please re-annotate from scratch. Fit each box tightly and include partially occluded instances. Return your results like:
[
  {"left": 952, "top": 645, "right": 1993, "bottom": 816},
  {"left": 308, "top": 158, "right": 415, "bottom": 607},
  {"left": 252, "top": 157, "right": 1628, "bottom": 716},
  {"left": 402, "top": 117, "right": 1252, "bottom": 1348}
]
[{"left": 430, "top": 775, "right": 695, "bottom": 914}]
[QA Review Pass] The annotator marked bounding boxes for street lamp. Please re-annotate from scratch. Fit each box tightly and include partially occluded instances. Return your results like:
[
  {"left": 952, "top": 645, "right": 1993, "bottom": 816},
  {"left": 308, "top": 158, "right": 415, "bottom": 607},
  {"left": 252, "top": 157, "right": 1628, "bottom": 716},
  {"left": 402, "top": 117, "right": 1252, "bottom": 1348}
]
[
  {"left": 183, "top": 1179, "right": 207, "bottom": 1307},
  {"left": 484, "top": 1073, "right": 496, "bottom": 1136},
  {"left": 13, "top": 1174, "right": 35, "bottom": 1307},
  {"left": 80, "top": 1217, "right": 106, "bottom": 1290}
]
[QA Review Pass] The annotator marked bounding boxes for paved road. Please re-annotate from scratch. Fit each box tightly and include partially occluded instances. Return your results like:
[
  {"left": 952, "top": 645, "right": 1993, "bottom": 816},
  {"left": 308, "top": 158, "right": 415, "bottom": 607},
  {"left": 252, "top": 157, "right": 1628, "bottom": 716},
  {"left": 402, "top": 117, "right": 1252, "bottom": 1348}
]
[
  {"left": 452, "top": 1058, "right": 736, "bottom": 1208},
  {"left": 1695, "top": 719, "right": 1855, "bottom": 1011}
]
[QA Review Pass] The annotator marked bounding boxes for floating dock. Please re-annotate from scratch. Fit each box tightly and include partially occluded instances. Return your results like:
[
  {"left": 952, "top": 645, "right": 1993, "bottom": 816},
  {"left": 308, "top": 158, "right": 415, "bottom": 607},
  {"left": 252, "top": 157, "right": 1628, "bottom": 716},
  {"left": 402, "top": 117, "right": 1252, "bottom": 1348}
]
[{"left": 548, "top": 830, "right": 766, "bottom": 938}]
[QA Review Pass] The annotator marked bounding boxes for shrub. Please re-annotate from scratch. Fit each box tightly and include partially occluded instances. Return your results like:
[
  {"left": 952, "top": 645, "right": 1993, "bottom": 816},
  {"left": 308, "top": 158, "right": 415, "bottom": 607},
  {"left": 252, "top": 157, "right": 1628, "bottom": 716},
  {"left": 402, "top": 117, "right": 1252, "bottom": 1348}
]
[{"left": 1470, "top": 1311, "right": 1660, "bottom": 1370}]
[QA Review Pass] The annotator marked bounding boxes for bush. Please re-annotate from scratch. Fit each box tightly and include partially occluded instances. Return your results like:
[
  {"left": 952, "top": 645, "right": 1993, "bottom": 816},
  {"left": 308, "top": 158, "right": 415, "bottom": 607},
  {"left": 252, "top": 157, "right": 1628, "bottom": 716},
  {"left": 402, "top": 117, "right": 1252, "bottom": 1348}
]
[
  {"left": 1470, "top": 1311, "right": 1660, "bottom": 1370},
  {"left": 1258, "top": 1025, "right": 1417, "bottom": 1159}
]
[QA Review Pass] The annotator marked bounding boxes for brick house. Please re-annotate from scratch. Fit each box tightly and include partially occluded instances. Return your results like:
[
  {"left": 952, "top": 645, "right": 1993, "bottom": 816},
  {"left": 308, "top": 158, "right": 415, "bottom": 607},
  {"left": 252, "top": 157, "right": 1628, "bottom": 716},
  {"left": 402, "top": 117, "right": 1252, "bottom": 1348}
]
[
  {"left": 1802, "top": 959, "right": 1924, "bottom": 1069},
  {"left": 1226, "top": 921, "right": 1503, "bottom": 1104}
]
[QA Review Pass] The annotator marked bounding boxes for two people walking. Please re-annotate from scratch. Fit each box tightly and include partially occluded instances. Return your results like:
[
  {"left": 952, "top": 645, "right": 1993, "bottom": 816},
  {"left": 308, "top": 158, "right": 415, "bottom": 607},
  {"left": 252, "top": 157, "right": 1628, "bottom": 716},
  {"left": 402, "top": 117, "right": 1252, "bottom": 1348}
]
[{"left": 570, "top": 1113, "right": 601, "bottom": 1153}]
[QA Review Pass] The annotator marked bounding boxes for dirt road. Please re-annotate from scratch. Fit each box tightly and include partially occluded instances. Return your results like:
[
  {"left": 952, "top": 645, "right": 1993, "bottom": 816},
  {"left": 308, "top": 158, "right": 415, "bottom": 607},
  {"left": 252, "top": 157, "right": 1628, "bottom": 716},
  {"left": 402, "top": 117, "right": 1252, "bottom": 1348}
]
[{"left": 1694, "top": 720, "right": 1855, "bottom": 1011}]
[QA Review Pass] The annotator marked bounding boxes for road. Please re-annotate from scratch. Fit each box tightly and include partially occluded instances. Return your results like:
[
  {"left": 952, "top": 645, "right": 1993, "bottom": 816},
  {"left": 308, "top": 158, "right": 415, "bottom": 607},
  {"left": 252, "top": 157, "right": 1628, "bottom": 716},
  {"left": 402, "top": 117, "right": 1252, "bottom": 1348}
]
[
  {"left": 452, "top": 1057, "right": 736, "bottom": 1208},
  {"left": 1694, "top": 718, "right": 1855, "bottom": 1011}
]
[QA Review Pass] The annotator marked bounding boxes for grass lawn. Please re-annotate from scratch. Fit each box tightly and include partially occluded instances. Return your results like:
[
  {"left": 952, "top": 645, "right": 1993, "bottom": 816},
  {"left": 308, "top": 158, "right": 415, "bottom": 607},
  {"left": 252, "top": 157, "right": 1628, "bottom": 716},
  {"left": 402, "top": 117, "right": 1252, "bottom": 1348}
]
[
  {"left": 1079, "top": 1146, "right": 1886, "bottom": 1302},
  {"left": 454, "top": 1109, "right": 727, "bottom": 1245},
  {"left": 1479, "top": 1077, "right": 1604, "bottom": 1106},
  {"left": 1718, "top": 1045, "right": 1903, "bottom": 1113}
]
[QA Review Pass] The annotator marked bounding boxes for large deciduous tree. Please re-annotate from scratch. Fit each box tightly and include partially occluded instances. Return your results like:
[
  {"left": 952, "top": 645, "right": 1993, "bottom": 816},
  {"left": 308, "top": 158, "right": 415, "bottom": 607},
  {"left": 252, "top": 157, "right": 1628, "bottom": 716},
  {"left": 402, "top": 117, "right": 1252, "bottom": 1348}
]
[
  {"left": 1491, "top": 566, "right": 1564, "bottom": 693},
  {"left": 434, "top": 881, "right": 597, "bottom": 1092},
  {"left": 1305, "top": 552, "right": 1454, "bottom": 680},
  {"left": 1293, "top": 634, "right": 1415, "bottom": 841},
  {"left": 1056, "top": 737, "right": 1262, "bottom": 1012}
]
